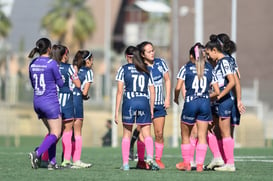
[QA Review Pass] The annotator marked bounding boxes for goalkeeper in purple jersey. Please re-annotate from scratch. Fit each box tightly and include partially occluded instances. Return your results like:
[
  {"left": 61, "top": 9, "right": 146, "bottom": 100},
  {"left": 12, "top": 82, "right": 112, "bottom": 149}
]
[
  {"left": 28, "top": 38, "right": 64, "bottom": 170},
  {"left": 115, "top": 46, "right": 159, "bottom": 171},
  {"left": 174, "top": 43, "right": 219, "bottom": 172}
]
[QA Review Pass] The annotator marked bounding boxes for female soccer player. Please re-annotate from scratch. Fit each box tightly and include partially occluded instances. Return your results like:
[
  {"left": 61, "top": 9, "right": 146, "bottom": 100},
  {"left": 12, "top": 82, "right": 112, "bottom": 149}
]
[
  {"left": 115, "top": 46, "right": 158, "bottom": 171},
  {"left": 205, "top": 33, "right": 245, "bottom": 170},
  {"left": 205, "top": 35, "right": 236, "bottom": 172},
  {"left": 135, "top": 41, "right": 171, "bottom": 169},
  {"left": 28, "top": 38, "right": 64, "bottom": 170},
  {"left": 51, "top": 45, "right": 81, "bottom": 168},
  {"left": 71, "top": 50, "right": 94, "bottom": 168},
  {"left": 174, "top": 43, "right": 219, "bottom": 172}
]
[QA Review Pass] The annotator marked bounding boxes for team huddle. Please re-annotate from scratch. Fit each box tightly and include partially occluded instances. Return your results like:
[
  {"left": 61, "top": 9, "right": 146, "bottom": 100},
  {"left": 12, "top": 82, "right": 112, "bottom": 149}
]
[{"left": 28, "top": 33, "right": 245, "bottom": 172}]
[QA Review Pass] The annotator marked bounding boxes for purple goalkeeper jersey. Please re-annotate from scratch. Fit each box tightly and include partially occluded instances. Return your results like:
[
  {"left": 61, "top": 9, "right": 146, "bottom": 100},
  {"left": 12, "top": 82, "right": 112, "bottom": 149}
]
[{"left": 29, "top": 56, "right": 64, "bottom": 119}]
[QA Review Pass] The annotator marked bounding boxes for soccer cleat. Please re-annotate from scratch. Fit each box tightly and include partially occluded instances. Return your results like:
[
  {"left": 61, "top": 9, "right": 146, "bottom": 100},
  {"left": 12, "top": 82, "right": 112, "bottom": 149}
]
[
  {"left": 190, "top": 161, "right": 196, "bottom": 169},
  {"left": 28, "top": 151, "right": 39, "bottom": 169},
  {"left": 155, "top": 160, "right": 165, "bottom": 169},
  {"left": 40, "top": 160, "right": 49, "bottom": 168},
  {"left": 121, "top": 164, "right": 130, "bottom": 171},
  {"left": 176, "top": 162, "right": 191, "bottom": 171},
  {"left": 196, "top": 164, "right": 203, "bottom": 172},
  {"left": 129, "top": 153, "right": 138, "bottom": 161},
  {"left": 72, "top": 160, "right": 92, "bottom": 168},
  {"left": 136, "top": 160, "right": 149, "bottom": 170},
  {"left": 214, "top": 164, "right": 236, "bottom": 172},
  {"left": 204, "top": 157, "right": 224, "bottom": 170},
  {"left": 146, "top": 159, "right": 160, "bottom": 171},
  {"left": 61, "top": 160, "right": 72, "bottom": 168},
  {"left": 48, "top": 163, "right": 62, "bottom": 170}
]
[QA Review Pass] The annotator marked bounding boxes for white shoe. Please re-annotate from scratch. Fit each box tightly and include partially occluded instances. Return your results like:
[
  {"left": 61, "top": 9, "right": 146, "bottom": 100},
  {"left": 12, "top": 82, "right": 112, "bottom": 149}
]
[
  {"left": 72, "top": 160, "right": 92, "bottom": 168},
  {"left": 190, "top": 161, "right": 196, "bottom": 168},
  {"left": 214, "top": 164, "right": 236, "bottom": 172},
  {"left": 205, "top": 157, "right": 224, "bottom": 170}
]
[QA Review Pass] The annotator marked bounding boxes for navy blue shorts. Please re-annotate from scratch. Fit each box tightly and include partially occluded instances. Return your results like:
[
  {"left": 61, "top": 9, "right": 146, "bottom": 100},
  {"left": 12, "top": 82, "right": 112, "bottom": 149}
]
[
  {"left": 59, "top": 92, "right": 74, "bottom": 121},
  {"left": 73, "top": 93, "right": 84, "bottom": 119},
  {"left": 181, "top": 98, "right": 212, "bottom": 125},
  {"left": 212, "top": 95, "right": 234, "bottom": 118},
  {"left": 153, "top": 104, "right": 167, "bottom": 119},
  {"left": 122, "top": 97, "right": 152, "bottom": 125}
]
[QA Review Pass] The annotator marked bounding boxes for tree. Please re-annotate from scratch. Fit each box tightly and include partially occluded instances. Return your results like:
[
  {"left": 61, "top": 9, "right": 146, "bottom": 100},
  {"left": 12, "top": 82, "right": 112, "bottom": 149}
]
[
  {"left": 0, "top": 3, "right": 11, "bottom": 39},
  {"left": 41, "top": 0, "right": 95, "bottom": 52}
]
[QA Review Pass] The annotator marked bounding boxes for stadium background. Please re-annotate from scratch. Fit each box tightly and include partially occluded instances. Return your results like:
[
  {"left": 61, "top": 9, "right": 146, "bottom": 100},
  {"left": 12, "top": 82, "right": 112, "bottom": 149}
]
[{"left": 0, "top": 0, "right": 272, "bottom": 148}]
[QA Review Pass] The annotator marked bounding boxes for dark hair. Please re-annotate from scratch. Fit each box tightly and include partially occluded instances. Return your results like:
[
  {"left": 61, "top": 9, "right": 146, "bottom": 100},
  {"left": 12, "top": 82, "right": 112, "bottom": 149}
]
[
  {"left": 132, "top": 48, "right": 150, "bottom": 74},
  {"left": 136, "top": 41, "right": 153, "bottom": 56},
  {"left": 28, "top": 37, "right": 51, "bottom": 58},
  {"left": 73, "top": 50, "right": 92, "bottom": 69},
  {"left": 205, "top": 34, "right": 223, "bottom": 53},
  {"left": 51, "top": 44, "right": 69, "bottom": 63},
  {"left": 189, "top": 42, "right": 204, "bottom": 59},
  {"left": 217, "top": 33, "right": 236, "bottom": 55},
  {"left": 125, "top": 46, "right": 136, "bottom": 56}
]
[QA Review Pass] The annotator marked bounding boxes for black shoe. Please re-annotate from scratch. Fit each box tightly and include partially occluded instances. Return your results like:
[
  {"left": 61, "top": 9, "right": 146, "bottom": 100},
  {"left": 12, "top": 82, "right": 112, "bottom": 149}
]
[
  {"left": 129, "top": 151, "right": 134, "bottom": 161},
  {"left": 48, "top": 163, "right": 63, "bottom": 170},
  {"left": 34, "top": 147, "right": 42, "bottom": 167},
  {"left": 28, "top": 151, "right": 39, "bottom": 169}
]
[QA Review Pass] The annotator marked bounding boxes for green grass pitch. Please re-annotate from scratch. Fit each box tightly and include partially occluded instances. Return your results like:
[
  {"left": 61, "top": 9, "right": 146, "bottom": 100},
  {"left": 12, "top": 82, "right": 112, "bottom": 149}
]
[{"left": 0, "top": 136, "right": 272, "bottom": 181}]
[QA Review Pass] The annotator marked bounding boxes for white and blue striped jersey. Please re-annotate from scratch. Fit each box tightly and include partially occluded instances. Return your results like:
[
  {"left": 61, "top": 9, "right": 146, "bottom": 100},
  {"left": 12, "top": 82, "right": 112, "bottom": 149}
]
[
  {"left": 214, "top": 57, "right": 234, "bottom": 89},
  {"left": 115, "top": 63, "right": 153, "bottom": 99},
  {"left": 176, "top": 61, "right": 217, "bottom": 102},
  {"left": 147, "top": 58, "right": 169, "bottom": 105},
  {"left": 73, "top": 67, "right": 93, "bottom": 96},
  {"left": 59, "top": 62, "right": 78, "bottom": 93}
]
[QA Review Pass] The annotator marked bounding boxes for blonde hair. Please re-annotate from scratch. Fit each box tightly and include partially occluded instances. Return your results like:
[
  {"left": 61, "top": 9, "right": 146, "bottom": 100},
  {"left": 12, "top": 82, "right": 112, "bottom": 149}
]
[{"left": 192, "top": 44, "right": 205, "bottom": 79}]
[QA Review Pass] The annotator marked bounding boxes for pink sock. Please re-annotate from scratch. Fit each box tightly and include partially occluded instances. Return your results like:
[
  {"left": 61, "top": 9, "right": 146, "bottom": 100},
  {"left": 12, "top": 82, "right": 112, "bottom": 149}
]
[
  {"left": 218, "top": 139, "right": 226, "bottom": 163},
  {"left": 62, "top": 130, "right": 72, "bottom": 161},
  {"left": 137, "top": 140, "right": 145, "bottom": 161},
  {"left": 144, "top": 136, "right": 154, "bottom": 159},
  {"left": 222, "top": 137, "right": 234, "bottom": 164},
  {"left": 72, "top": 136, "right": 82, "bottom": 162},
  {"left": 155, "top": 142, "right": 164, "bottom": 161},
  {"left": 195, "top": 144, "right": 207, "bottom": 165},
  {"left": 181, "top": 144, "right": 191, "bottom": 163},
  {"left": 189, "top": 137, "right": 197, "bottom": 162},
  {"left": 207, "top": 133, "right": 222, "bottom": 158},
  {"left": 122, "top": 138, "right": 130, "bottom": 165},
  {"left": 41, "top": 134, "right": 49, "bottom": 161}
]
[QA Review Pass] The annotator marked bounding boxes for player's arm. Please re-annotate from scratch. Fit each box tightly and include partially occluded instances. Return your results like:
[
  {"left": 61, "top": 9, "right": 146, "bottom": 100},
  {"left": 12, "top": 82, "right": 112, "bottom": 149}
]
[
  {"left": 174, "top": 79, "right": 184, "bottom": 105},
  {"left": 114, "top": 81, "right": 124, "bottom": 124},
  {"left": 234, "top": 70, "right": 246, "bottom": 114},
  {"left": 163, "top": 72, "right": 171, "bottom": 109},
  {"left": 210, "top": 82, "right": 220, "bottom": 98},
  {"left": 149, "top": 84, "right": 155, "bottom": 119},
  {"left": 217, "top": 73, "right": 235, "bottom": 100}
]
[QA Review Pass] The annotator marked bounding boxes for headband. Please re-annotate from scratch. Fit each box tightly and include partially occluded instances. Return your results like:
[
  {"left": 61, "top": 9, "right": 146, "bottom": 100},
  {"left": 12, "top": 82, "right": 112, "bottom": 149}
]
[{"left": 84, "top": 51, "right": 92, "bottom": 60}]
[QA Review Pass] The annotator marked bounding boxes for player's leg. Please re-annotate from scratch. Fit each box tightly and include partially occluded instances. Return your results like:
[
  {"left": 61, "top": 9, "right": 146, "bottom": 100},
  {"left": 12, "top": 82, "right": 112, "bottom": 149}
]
[
  {"left": 153, "top": 116, "right": 165, "bottom": 169},
  {"left": 121, "top": 124, "right": 133, "bottom": 171}
]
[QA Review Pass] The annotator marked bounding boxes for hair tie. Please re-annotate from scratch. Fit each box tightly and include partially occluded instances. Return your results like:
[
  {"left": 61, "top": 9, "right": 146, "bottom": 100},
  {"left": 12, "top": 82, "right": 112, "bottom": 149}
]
[{"left": 194, "top": 46, "right": 199, "bottom": 60}]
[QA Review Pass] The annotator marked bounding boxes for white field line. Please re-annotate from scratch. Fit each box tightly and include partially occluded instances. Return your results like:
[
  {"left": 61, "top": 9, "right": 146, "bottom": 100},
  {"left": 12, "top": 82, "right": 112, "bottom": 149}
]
[
  {"left": 1, "top": 152, "right": 273, "bottom": 162},
  {"left": 164, "top": 154, "right": 273, "bottom": 162}
]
